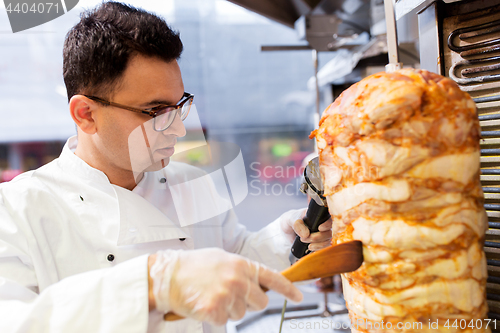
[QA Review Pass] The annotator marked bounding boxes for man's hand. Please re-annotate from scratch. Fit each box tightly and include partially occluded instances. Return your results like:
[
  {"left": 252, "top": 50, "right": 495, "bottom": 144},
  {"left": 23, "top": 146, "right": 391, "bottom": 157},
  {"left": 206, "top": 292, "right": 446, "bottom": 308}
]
[
  {"left": 148, "top": 249, "right": 302, "bottom": 325},
  {"left": 280, "top": 209, "right": 332, "bottom": 252}
]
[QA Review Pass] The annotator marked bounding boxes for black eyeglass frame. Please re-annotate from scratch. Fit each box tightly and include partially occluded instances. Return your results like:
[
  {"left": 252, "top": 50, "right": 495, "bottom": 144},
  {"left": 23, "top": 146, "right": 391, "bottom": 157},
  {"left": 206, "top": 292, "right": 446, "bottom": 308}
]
[{"left": 84, "top": 92, "right": 194, "bottom": 119}]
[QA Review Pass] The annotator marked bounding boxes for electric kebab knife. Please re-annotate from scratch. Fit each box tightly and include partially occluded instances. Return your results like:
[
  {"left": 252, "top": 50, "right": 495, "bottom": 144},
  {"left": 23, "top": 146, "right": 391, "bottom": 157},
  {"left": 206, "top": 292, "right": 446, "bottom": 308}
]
[{"left": 290, "top": 156, "right": 331, "bottom": 263}]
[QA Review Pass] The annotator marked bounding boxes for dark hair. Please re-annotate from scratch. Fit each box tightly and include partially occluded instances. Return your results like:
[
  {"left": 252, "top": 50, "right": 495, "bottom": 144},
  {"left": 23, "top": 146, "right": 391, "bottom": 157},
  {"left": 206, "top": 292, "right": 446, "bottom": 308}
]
[{"left": 63, "top": 1, "right": 183, "bottom": 101}]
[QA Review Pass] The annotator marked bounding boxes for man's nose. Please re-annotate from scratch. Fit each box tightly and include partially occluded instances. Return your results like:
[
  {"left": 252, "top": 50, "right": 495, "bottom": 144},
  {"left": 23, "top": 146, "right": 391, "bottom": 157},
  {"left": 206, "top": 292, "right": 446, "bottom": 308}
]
[{"left": 165, "top": 111, "right": 187, "bottom": 138}]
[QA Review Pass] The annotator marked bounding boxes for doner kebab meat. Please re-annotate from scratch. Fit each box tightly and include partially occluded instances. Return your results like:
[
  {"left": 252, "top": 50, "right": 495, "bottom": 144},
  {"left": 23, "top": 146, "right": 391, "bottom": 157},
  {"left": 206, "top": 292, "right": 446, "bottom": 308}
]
[{"left": 311, "top": 69, "right": 489, "bottom": 332}]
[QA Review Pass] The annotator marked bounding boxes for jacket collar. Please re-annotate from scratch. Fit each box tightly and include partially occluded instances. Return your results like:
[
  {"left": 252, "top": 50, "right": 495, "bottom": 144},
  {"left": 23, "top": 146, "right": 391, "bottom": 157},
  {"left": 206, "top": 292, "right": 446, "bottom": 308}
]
[{"left": 57, "top": 136, "right": 190, "bottom": 245}]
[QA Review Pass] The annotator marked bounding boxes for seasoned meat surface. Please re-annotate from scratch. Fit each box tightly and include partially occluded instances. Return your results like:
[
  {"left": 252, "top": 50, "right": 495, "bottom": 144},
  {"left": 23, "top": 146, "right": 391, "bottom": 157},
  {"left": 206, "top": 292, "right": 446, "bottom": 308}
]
[{"left": 311, "top": 69, "right": 489, "bottom": 332}]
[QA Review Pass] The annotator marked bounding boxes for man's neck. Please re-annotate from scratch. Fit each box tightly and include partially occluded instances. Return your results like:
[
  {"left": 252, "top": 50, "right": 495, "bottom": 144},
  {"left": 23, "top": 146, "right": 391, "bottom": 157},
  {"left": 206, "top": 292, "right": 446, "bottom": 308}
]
[{"left": 74, "top": 144, "right": 143, "bottom": 191}]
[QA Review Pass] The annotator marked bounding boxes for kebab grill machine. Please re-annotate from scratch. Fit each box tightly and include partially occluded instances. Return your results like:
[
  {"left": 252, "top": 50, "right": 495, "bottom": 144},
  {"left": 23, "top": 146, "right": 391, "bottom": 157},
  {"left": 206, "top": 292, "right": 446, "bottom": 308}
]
[{"left": 225, "top": 0, "right": 500, "bottom": 329}]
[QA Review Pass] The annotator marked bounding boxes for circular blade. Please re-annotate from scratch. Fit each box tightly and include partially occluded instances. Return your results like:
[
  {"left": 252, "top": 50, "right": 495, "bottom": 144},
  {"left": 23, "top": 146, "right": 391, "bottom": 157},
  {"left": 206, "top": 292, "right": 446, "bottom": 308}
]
[{"left": 305, "top": 156, "right": 323, "bottom": 194}]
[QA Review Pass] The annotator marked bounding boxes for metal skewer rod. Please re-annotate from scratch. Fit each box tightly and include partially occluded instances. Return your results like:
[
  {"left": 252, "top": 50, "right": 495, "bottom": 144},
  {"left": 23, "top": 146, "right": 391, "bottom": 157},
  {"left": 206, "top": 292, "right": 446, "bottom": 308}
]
[
  {"left": 313, "top": 49, "right": 320, "bottom": 154},
  {"left": 384, "top": 0, "right": 402, "bottom": 72},
  {"left": 313, "top": 49, "right": 320, "bottom": 119}
]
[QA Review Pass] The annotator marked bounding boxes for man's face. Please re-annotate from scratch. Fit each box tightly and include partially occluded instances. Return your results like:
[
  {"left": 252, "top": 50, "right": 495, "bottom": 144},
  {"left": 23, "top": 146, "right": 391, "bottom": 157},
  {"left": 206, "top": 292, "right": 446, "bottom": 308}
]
[{"left": 92, "top": 54, "right": 186, "bottom": 182}]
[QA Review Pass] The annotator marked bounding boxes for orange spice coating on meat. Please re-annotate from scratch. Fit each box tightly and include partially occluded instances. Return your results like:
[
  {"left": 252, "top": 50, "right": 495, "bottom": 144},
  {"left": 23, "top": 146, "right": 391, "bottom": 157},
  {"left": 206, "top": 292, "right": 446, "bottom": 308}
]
[{"left": 311, "top": 69, "right": 489, "bottom": 332}]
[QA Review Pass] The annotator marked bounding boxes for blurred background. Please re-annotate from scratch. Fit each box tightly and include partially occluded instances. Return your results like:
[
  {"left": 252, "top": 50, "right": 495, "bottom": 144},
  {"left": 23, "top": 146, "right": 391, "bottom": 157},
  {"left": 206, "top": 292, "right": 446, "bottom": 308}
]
[{"left": 0, "top": 0, "right": 419, "bottom": 229}]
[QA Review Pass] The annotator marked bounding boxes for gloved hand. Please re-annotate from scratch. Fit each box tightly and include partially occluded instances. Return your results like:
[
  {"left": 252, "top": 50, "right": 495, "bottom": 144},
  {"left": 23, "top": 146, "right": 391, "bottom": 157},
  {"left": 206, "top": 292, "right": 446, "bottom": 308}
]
[
  {"left": 279, "top": 208, "right": 332, "bottom": 252},
  {"left": 149, "top": 248, "right": 303, "bottom": 325}
]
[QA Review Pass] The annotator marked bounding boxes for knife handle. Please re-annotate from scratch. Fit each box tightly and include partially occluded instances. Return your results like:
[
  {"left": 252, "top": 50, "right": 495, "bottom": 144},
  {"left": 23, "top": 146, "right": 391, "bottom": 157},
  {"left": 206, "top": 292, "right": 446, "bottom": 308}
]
[{"left": 290, "top": 199, "right": 330, "bottom": 259}]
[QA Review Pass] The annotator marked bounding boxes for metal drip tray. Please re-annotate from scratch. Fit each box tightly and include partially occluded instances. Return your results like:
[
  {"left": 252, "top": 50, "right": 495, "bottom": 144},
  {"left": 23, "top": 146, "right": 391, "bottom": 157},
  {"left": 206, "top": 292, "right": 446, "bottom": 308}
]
[
  {"left": 229, "top": 303, "right": 350, "bottom": 333},
  {"left": 227, "top": 291, "right": 349, "bottom": 333}
]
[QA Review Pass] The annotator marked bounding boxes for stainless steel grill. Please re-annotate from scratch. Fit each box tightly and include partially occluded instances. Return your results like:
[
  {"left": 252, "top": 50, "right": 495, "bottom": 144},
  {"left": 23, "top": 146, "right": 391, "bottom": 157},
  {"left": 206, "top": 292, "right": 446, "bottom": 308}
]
[
  {"left": 418, "top": 0, "right": 500, "bottom": 323},
  {"left": 419, "top": 0, "right": 500, "bottom": 320}
]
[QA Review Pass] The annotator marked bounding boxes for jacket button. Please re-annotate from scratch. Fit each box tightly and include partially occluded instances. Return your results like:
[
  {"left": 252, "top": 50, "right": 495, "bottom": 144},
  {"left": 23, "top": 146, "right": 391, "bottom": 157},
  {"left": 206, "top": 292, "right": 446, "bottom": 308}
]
[
  {"left": 179, "top": 238, "right": 186, "bottom": 241},
  {"left": 160, "top": 178, "right": 167, "bottom": 183},
  {"left": 107, "top": 254, "right": 115, "bottom": 262}
]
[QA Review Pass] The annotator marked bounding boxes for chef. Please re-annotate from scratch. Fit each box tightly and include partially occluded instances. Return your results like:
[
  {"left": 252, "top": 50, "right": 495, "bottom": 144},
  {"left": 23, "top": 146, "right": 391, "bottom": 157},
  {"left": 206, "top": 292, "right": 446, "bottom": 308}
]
[{"left": 0, "top": 2, "right": 333, "bottom": 332}]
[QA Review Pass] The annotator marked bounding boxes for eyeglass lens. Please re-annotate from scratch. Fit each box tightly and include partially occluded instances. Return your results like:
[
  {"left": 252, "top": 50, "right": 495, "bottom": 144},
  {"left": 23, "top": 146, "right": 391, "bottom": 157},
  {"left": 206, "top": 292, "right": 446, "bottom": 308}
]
[{"left": 153, "top": 96, "right": 193, "bottom": 131}]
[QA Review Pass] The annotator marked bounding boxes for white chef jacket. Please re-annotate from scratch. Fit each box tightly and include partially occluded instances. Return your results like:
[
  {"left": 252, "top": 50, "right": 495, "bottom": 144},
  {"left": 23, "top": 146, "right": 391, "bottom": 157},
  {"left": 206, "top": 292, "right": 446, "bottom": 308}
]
[{"left": 0, "top": 136, "right": 295, "bottom": 333}]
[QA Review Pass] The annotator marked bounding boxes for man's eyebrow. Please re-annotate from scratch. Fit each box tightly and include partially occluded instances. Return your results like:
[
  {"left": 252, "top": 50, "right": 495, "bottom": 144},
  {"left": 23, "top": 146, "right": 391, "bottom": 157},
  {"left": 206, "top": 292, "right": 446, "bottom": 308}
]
[{"left": 141, "top": 99, "right": 174, "bottom": 107}]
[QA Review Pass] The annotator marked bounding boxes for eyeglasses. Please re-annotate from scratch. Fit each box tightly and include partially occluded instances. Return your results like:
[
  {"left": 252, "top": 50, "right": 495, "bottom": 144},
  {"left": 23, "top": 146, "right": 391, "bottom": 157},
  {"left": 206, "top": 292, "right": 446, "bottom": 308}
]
[{"left": 84, "top": 92, "right": 194, "bottom": 132}]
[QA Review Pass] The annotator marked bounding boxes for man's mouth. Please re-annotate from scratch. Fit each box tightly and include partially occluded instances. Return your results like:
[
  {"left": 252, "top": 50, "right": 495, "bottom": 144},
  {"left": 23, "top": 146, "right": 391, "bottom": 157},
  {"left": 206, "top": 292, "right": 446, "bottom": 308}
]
[{"left": 155, "top": 147, "right": 175, "bottom": 158}]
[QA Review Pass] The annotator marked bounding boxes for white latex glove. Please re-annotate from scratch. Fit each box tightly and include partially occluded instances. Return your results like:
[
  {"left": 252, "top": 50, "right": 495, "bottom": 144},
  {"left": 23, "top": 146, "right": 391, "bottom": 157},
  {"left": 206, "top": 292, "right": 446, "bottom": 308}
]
[
  {"left": 279, "top": 208, "right": 333, "bottom": 252},
  {"left": 149, "top": 248, "right": 303, "bottom": 325}
]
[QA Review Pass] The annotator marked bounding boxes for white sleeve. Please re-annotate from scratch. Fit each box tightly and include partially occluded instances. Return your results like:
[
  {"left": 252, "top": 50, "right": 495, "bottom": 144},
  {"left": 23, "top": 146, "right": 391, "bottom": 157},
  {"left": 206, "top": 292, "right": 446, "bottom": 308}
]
[
  {"left": 0, "top": 202, "right": 149, "bottom": 333},
  {"left": 221, "top": 209, "right": 299, "bottom": 272},
  {"left": 0, "top": 255, "right": 149, "bottom": 333}
]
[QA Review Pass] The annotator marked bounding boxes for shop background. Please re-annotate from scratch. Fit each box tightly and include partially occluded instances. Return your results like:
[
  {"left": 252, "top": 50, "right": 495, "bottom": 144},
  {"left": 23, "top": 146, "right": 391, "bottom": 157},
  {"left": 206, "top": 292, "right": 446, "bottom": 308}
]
[{"left": 0, "top": 0, "right": 337, "bottom": 229}]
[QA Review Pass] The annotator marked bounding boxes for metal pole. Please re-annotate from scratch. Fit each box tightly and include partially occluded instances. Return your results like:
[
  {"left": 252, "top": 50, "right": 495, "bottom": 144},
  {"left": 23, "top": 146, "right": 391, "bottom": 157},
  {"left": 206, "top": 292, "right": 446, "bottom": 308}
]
[
  {"left": 313, "top": 49, "right": 320, "bottom": 153},
  {"left": 384, "top": 0, "right": 402, "bottom": 72},
  {"left": 313, "top": 49, "right": 320, "bottom": 119}
]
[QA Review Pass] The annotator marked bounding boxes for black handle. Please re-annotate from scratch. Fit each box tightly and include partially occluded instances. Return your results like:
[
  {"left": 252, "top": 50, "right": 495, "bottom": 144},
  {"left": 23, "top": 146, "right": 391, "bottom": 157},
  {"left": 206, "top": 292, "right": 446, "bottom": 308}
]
[{"left": 290, "top": 199, "right": 331, "bottom": 259}]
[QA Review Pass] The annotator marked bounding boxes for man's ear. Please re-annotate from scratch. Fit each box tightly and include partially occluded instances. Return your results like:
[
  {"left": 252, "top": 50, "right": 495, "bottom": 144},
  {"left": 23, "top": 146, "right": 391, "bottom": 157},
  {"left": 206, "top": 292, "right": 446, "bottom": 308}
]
[{"left": 69, "top": 95, "right": 97, "bottom": 135}]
